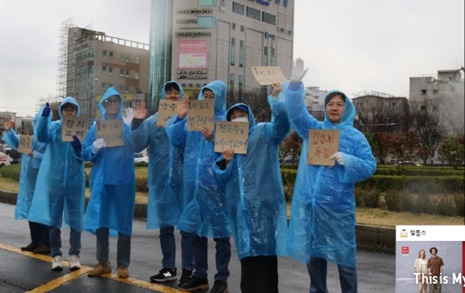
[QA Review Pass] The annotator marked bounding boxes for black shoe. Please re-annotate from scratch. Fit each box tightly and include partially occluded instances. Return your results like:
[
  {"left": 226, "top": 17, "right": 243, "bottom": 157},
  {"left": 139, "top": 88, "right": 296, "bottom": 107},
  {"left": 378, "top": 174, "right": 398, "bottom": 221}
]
[
  {"left": 179, "top": 268, "right": 193, "bottom": 286},
  {"left": 21, "top": 242, "right": 39, "bottom": 252},
  {"left": 210, "top": 280, "right": 228, "bottom": 293},
  {"left": 179, "top": 275, "right": 209, "bottom": 291},
  {"left": 33, "top": 244, "right": 51, "bottom": 254},
  {"left": 150, "top": 267, "right": 177, "bottom": 283}
]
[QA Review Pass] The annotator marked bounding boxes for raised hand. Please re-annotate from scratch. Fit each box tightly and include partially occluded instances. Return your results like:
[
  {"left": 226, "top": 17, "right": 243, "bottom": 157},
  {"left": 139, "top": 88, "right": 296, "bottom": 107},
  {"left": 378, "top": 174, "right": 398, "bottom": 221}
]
[
  {"left": 177, "top": 96, "right": 189, "bottom": 119},
  {"left": 271, "top": 82, "right": 282, "bottom": 98},
  {"left": 42, "top": 102, "right": 51, "bottom": 117},
  {"left": 290, "top": 58, "right": 308, "bottom": 82},
  {"left": 133, "top": 101, "right": 147, "bottom": 120}
]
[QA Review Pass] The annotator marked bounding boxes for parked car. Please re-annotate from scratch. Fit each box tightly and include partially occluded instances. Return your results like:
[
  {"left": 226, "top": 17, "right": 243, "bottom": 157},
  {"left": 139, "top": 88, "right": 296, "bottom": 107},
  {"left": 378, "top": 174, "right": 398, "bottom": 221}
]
[
  {"left": 396, "top": 160, "right": 422, "bottom": 166},
  {"left": 0, "top": 150, "right": 12, "bottom": 168},
  {"left": 134, "top": 152, "right": 149, "bottom": 164}
]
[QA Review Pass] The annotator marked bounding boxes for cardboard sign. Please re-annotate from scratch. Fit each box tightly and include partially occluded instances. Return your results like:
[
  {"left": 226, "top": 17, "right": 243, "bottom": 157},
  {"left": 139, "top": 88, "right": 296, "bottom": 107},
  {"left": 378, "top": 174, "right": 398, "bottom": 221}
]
[
  {"left": 62, "top": 116, "right": 91, "bottom": 142},
  {"left": 307, "top": 129, "right": 340, "bottom": 166},
  {"left": 251, "top": 66, "right": 287, "bottom": 85},
  {"left": 214, "top": 121, "right": 249, "bottom": 154},
  {"left": 18, "top": 135, "right": 33, "bottom": 154},
  {"left": 157, "top": 100, "right": 179, "bottom": 127},
  {"left": 96, "top": 119, "right": 124, "bottom": 147},
  {"left": 187, "top": 99, "right": 214, "bottom": 131}
]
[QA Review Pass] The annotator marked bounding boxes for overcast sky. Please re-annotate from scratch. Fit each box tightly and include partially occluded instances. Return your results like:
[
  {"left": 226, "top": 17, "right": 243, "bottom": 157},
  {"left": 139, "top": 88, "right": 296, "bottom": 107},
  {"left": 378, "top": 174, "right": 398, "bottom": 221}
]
[{"left": 1, "top": 0, "right": 463, "bottom": 116}]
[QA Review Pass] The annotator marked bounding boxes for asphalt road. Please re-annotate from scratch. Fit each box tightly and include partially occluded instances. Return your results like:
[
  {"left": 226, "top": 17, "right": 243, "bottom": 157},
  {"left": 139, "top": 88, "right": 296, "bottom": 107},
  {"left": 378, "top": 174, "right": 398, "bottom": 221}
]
[{"left": 0, "top": 202, "right": 395, "bottom": 292}]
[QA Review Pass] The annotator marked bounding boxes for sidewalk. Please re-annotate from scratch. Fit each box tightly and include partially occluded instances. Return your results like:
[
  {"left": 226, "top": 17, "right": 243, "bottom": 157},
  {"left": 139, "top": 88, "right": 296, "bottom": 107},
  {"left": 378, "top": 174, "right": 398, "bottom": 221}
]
[{"left": 0, "top": 189, "right": 395, "bottom": 254}]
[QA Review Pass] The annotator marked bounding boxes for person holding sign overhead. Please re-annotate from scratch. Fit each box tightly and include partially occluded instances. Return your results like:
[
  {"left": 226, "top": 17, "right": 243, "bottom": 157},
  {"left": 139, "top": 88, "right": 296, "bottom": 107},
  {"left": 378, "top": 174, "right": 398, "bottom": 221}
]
[
  {"left": 2, "top": 112, "right": 49, "bottom": 254},
  {"left": 81, "top": 87, "right": 136, "bottom": 279},
  {"left": 28, "top": 98, "right": 86, "bottom": 272},
  {"left": 284, "top": 59, "right": 376, "bottom": 293},
  {"left": 166, "top": 80, "right": 231, "bottom": 293},
  {"left": 131, "top": 81, "right": 195, "bottom": 286},
  {"left": 212, "top": 82, "right": 290, "bottom": 293}
]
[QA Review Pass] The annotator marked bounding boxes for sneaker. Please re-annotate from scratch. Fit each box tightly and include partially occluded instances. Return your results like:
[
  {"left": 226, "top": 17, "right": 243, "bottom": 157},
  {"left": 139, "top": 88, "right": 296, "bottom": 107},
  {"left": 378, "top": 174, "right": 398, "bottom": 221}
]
[
  {"left": 69, "top": 255, "right": 81, "bottom": 271},
  {"left": 210, "top": 280, "right": 228, "bottom": 293},
  {"left": 33, "top": 244, "right": 51, "bottom": 254},
  {"left": 51, "top": 256, "right": 63, "bottom": 271},
  {"left": 150, "top": 267, "right": 177, "bottom": 283},
  {"left": 179, "top": 268, "right": 193, "bottom": 286},
  {"left": 179, "top": 275, "right": 209, "bottom": 291},
  {"left": 87, "top": 262, "right": 112, "bottom": 277},
  {"left": 117, "top": 266, "right": 129, "bottom": 278},
  {"left": 21, "top": 242, "right": 39, "bottom": 252}
]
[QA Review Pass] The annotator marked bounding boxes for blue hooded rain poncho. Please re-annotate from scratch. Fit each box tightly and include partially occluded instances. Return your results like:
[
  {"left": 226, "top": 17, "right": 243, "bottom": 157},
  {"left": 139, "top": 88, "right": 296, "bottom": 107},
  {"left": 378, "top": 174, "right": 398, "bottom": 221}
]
[
  {"left": 81, "top": 87, "right": 136, "bottom": 235},
  {"left": 212, "top": 95, "right": 290, "bottom": 260},
  {"left": 2, "top": 112, "right": 46, "bottom": 220},
  {"left": 132, "top": 81, "right": 184, "bottom": 229},
  {"left": 284, "top": 82, "right": 377, "bottom": 268},
  {"left": 166, "top": 80, "right": 231, "bottom": 238},
  {"left": 28, "top": 97, "right": 86, "bottom": 231}
]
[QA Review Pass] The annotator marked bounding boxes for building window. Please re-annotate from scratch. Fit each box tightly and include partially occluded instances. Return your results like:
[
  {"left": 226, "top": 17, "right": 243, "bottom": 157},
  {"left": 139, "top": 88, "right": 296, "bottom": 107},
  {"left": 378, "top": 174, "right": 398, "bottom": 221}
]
[
  {"left": 263, "top": 46, "right": 268, "bottom": 65},
  {"left": 239, "top": 40, "right": 244, "bottom": 67},
  {"left": 246, "top": 7, "right": 260, "bottom": 21},
  {"left": 230, "top": 73, "right": 235, "bottom": 91},
  {"left": 102, "top": 66, "right": 106, "bottom": 72},
  {"left": 135, "top": 56, "right": 140, "bottom": 64},
  {"left": 109, "top": 51, "right": 113, "bottom": 59},
  {"left": 262, "top": 12, "right": 276, "bottom": 25},
  {"left": 433, "top": 89, "right": 438, "bottom": 94},
  {"left": 103, "top": 50, "right": 107, "bottom": 57},
  {"left": 135, "top": 72, "right": 139, "bottom": 80},
  {"left": 231, "top": 38, "right": 236, "bottom": 66},
  {"left": 232, "top": 2, "right": 245, "bottom": 15},
  {"left": 199, "top": 0, "right": 217, "bottom": 5},
  {"left": 109, "top": 67, "right": 113, "bottom": 74},
  {"left": 232, "top": 23, "right": 236, "bottom": 30},
  {"left": 102, "top": 82, "right": 106, "bottom": 89},
  {"left": 270, "top": 47, "right": 276, "bottom": 66},
  {"left": 238, "top": 75, "right": 243, "bottom": 97},
  {"left": 421, "top": 89, "right": 426, "bottom": 95},
  {"left": 240, "top": 25, "right": 244, "bottom": 32},
  {"left": 198, "top": 16, "right": 217, "bottom": 28}
]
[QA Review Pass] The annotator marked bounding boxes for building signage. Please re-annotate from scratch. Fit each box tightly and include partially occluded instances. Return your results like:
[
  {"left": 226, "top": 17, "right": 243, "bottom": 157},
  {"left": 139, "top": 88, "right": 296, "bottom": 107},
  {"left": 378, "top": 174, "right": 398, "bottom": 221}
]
[
  {"left": 177, "top": 8, "right": 212, "bottom": 14},
  {"left": 178, "top": 40, "right": 208, "bottom": 69}
]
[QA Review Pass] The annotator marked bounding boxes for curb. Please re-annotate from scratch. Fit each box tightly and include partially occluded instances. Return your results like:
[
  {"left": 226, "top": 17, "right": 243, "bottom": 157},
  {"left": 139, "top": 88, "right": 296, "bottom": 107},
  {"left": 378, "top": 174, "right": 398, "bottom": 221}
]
[{"left": 0, "top": 190, "right": 395, "bottom": 254}]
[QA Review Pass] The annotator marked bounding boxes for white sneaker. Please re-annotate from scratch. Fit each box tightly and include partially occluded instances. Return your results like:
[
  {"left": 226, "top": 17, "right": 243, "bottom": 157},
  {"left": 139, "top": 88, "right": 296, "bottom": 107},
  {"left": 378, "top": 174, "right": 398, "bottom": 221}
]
[
  {"left": 52, "top": 256, "right": 63, "bottom": 271},
  {"left": 69, "top": 255, "right": 81, "bottom": 271}
]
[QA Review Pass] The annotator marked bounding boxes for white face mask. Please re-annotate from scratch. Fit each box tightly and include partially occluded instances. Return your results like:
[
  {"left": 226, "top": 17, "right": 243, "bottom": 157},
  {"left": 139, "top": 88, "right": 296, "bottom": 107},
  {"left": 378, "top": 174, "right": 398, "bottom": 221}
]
[{"left": 231, "top": 117, "right": 249, "bottom": 123}]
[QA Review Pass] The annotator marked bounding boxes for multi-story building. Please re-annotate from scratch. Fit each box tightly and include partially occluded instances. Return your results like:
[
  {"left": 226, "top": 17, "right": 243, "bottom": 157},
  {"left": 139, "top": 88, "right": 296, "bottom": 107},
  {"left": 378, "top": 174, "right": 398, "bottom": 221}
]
[
  {"left": 352, "top": 91, "right": 409, "bottom": 133},
  {"left": 148, "top": 0, "right": 294, "bottom": 112},
  {"left": 58, "top": 22, "right": 150, "bottom": 118}
]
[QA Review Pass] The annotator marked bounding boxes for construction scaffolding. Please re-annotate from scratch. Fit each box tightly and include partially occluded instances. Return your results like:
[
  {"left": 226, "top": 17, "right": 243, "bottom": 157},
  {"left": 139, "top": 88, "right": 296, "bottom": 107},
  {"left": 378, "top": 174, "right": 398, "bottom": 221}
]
[{"left": 56, "top": 18, "right": 74, "bottom": 99}]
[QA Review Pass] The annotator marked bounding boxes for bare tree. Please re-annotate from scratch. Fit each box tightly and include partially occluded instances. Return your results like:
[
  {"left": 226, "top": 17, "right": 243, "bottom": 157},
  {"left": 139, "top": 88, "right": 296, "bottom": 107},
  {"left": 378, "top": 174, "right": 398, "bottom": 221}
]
[{"left": 408, "top": 101, "right": 446, "bottom": 164}]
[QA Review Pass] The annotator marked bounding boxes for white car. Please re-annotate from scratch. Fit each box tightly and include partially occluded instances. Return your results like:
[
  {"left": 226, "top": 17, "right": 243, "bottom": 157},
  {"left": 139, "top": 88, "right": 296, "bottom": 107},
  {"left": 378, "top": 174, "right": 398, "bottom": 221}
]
[
  {"left": 0, "top": 150, "right": 12, "bottom": 168},
  {"left": 134, "top": 152, "right": 149, "bottom": 164}
]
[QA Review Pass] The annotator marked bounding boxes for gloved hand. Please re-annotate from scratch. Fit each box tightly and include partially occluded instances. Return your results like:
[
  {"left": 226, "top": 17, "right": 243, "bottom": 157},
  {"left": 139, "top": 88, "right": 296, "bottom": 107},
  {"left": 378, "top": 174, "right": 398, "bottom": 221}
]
[
  {"left": 42, "top": 102, "right": 51, "bottom": 117},
  {"left": 290, "top": 58, "right": 308, "bottom": 82},
  {"left": 71, "top": 135, "right": 81, "bottom": 149},
  {"left": 331, "top": 152, "right": 344, "bottom": 165},
  {"left": 92, "top": 138, "right": 106, "bottom": 154},
  {"left": 123, "top": 107, "right": 134, "bottom": 126}
]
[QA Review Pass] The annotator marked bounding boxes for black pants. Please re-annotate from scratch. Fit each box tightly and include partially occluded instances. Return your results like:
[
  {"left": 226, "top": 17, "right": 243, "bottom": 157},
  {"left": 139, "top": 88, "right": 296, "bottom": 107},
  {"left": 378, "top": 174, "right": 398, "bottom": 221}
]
[{"left": 240, "top": 255, "right": 278, "bottom": 293}]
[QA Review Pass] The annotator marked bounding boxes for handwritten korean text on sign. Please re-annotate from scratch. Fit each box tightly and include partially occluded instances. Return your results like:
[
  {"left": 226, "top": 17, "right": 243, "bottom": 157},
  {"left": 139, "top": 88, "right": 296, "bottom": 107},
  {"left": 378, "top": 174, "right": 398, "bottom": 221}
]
[
  {"left": 214, "top": 121, "right": 249, "bottom": 154},
  {"left": 251, "top": 66, "right": 286, "bottom": 86},
  {"left": 18, "top": 135, "right": 33, "bottom": 154},
  {"left": 62, "top": 116, "right": 91, "bottom": 142},
  {"left": 187, "top": 99, "right": 214, "bottom": 131},
  {"left": 307, "top": 129, "right": 340, "bottom": 166},
  {"left": 157, "top": 100, "right": 179, "bottom": 127},
  {"left": 96, "top": 119, "right": 124, "bottom": 147}
]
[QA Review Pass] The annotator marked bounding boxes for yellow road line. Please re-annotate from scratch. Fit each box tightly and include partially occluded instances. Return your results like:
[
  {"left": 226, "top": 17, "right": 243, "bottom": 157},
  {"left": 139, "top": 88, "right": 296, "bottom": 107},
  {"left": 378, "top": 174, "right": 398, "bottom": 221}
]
[{"left": 0, "top": 243, "right": 187, "bottom": 292}]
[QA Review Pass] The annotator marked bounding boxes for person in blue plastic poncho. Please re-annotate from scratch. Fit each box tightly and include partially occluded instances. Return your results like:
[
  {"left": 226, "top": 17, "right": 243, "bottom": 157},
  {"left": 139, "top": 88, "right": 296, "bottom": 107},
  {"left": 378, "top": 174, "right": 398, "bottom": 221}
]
[
  {"left": 81, "top": 87, "right": 136, "bottom": 279},
  {"left": 2, "top": 113, "right": 49, "bottom": 254},
  {"left": 212, "top": 82, "right": 290, "bottom": 293},
  {"left": 284, "top": 59, "right": 377, "bottom": 293},
  {"left": 131, "top": 81, "right": 195, "bottom": 286},
  {"left": 27, "top": 98, "right": 86, "bottom": 272},
  {"left": 166, "top": 80, "right": 231, "bottom": 293}
]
